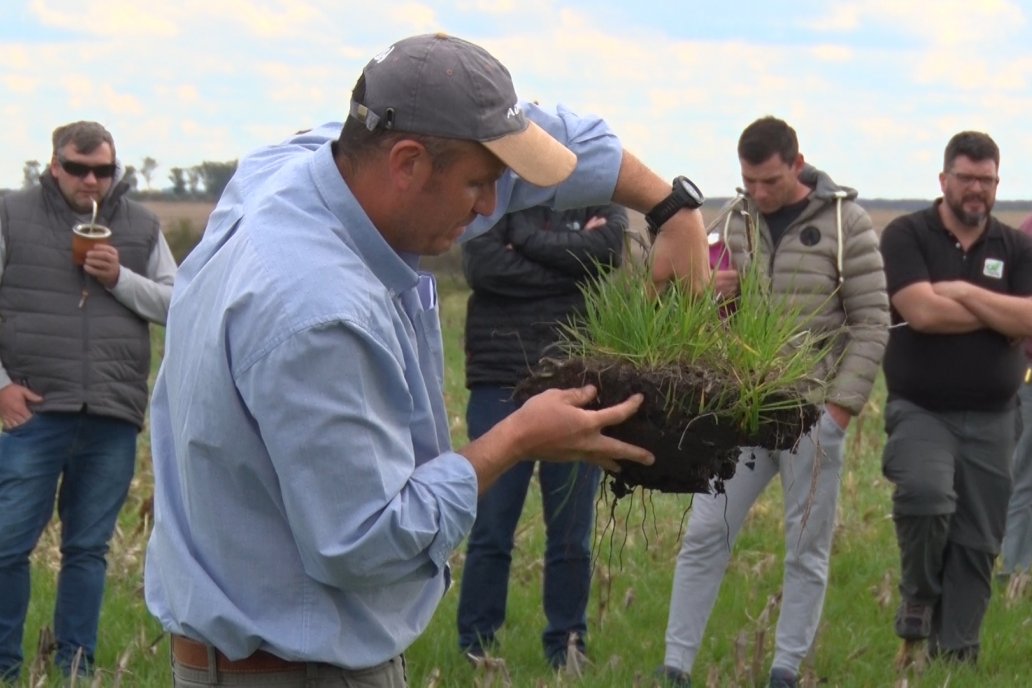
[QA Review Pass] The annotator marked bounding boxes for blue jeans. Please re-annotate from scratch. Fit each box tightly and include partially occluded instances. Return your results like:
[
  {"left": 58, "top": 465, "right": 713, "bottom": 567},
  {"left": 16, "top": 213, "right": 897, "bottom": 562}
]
[
  {"left": 0, "top": 412, "right": 137, "bottom": 680},
  {"left": 456, "top": 386, "right": 600, "bottom": 667}
]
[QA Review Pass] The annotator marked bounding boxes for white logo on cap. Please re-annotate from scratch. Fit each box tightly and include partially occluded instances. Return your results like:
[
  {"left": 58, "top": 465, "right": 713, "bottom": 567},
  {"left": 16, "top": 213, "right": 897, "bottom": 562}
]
[
  {"left": 372, "top": 45, "right": 395, "bottom": 64},
  {"left": 506, "top": 104, "right": 521, "bottom": 119}
]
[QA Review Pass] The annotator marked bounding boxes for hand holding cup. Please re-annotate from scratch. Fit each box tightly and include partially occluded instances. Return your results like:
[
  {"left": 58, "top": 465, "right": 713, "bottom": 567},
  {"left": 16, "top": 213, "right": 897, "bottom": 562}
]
[{"left": 72, "top": 223, "right": 112, "bottom": 266}]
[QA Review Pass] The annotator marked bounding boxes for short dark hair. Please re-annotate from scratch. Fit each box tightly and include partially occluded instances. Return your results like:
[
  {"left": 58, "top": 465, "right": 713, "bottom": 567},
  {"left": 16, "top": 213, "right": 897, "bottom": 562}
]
[
  {"left": 337, "top": 74, "right": 467, "bottom": 173},
  {"left": 52, "top": 121, "right": 115, "bottom": 159},
  {"left": 737, "top": 116, "right": 799, "bottom": 166},
  {"left": 943, "top": 131, "right": 999, "bottom": 171}
]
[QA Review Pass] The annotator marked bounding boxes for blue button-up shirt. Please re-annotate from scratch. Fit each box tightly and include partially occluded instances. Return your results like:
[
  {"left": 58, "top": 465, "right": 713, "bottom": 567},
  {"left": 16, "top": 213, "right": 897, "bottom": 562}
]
[{"left": 144, "top": 105, "right": 621, "bottom": 668}]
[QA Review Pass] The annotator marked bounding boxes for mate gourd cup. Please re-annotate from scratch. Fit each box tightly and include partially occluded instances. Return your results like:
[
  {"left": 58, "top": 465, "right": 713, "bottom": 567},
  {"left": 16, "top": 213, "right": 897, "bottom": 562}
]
[{"left": 72, "top": 224, "right": 111, "bottom": 266}]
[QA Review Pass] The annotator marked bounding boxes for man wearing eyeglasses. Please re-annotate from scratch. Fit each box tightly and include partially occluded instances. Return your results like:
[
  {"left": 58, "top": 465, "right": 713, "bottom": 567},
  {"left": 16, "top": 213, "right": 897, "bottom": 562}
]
[
  {"left": 880, "top": 131, "right": 1032, "bottom": 665},
  {"left": 0, "top": 120, "right": 176, "bottom": 681}
]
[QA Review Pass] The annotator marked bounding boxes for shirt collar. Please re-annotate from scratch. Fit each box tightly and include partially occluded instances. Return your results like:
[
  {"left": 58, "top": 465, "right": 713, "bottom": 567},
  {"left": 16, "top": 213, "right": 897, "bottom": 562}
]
[
  {"left": 308, "top": 141, "right": 419, "bottom": 296},
  {"left": 929, "top": 198, "right": 1002, "bottom": 244}
]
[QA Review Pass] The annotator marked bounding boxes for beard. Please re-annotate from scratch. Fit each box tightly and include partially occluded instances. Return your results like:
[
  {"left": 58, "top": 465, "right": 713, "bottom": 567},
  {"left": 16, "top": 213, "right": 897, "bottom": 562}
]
[{"left": 946, "top": 191, "right": 992, "bottom": 228}]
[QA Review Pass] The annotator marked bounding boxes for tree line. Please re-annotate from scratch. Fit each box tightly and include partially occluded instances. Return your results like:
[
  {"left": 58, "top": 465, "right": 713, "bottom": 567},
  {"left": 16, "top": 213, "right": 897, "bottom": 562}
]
[{"left": 19, "top": 157, "right": 238, "bottom": 200}]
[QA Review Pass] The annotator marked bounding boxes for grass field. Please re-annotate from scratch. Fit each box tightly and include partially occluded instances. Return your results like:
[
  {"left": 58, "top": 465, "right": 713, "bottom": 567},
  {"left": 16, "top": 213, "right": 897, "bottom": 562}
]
[{"left": 13, "top": 201, "right": 1032, "bottom": 686}]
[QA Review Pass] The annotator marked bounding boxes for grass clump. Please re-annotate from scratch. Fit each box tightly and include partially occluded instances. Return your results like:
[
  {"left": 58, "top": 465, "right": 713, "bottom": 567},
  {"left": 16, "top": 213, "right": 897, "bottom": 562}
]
[{"left": 554, "top": 251, "right": 833, "bottom": 439}]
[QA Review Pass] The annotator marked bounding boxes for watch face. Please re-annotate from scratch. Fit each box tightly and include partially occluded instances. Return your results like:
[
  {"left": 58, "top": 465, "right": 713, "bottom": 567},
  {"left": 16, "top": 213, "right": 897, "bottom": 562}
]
[{"left": 677, "top": 177, "right": 704, "bottom": 204}]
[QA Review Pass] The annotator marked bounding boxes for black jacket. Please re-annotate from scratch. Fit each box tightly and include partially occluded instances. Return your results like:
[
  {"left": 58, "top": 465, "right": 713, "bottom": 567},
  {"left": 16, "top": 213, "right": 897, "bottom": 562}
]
[{"left": 463, "top": 204, "right": 627, "bottom": 387}]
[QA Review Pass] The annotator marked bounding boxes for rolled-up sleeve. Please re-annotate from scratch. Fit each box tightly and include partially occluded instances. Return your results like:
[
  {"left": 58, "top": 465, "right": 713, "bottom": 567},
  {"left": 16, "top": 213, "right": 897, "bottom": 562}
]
[{"left": 464, "top": 102, "right": 623, "bottom": 239}]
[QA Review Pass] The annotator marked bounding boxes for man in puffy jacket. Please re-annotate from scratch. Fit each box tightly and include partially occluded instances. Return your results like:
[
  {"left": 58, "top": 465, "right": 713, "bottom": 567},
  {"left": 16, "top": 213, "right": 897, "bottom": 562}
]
[
  {"left": 457, "top": 203, "right": 627, "bottom": 670},
  {"left": 658, "top": 116, "right": 889, "bottom": 688}
]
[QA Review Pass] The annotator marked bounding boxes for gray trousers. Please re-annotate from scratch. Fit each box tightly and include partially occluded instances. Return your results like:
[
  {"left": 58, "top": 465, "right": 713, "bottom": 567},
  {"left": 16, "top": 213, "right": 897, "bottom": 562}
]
[
  {"left": 882, "top": 398, "right": 1016, "bottom": 652},
  {"left": 663, "top": 411, "right": 846, "bottom": 674},
  {"left": 171, "top": 651, "right": 406, "bottom": 687},
  {"left": 1002, "top": 380, "right": 1032, "bottom": 574}
]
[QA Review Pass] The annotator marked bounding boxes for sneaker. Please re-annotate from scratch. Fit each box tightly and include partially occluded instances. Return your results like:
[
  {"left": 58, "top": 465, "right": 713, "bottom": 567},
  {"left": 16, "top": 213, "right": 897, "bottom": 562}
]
[
  {"left": 462, "top": 643, "right": 491, "bottom": 667},
  {"left": 894, "top": 599, "right": 933, "bottom": 640},
  {"left": 768, "top": 666, "right": 798, "bottom": 688},
  {"left": 553, "top": 646, "right": 590, "bottom": 676},
  {"left": 653, "top": 665, "right": 691, "bottom": 687}
]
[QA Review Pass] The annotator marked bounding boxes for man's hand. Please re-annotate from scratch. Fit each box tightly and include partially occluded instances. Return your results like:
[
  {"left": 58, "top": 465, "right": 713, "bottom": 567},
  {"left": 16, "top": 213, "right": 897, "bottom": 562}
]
[
  {"left": 461, "top": 385, "right": 654, "bottom": 493},
  {"left": 83, "top": 243, "right": 122, "bottom": 289},
  {"left": 825, "top": 401, "right": 852, "bottom": 431},
  {"left": 509, "top": 386, "right": 652, "bottom": 469},
  {"left": 0, "top": 382, "right": 43, "bottom": 430},
  {"left": 713, "top": 269, "right": 739, "bottom": 299}
]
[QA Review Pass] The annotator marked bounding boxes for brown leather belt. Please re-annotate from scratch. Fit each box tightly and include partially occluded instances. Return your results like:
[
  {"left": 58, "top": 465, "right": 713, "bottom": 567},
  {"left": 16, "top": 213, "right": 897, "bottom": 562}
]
[{"left": 171, "top": 634, "right": 306, "bottom": 674}]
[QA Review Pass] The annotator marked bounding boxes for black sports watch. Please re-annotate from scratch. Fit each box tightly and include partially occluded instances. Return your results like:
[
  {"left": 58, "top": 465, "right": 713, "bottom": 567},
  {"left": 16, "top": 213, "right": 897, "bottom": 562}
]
[{"left": 645, "top": 176, "right": 705, "bottom": 238}]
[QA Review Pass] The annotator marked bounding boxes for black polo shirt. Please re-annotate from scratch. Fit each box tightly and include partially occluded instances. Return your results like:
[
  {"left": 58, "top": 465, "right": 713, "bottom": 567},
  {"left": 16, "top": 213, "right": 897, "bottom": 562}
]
[{"left": 880, "top": 200, "right": 1032, "bottom": 411}]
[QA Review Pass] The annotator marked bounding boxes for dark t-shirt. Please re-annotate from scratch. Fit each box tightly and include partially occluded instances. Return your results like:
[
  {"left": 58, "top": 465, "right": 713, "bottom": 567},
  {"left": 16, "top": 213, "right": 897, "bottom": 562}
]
[
  {"left": 880, "top": 201, "right": 1032, "bottom": 411},
  {"left": 763, "top": 197, "right": 810, "bottom": 248}
]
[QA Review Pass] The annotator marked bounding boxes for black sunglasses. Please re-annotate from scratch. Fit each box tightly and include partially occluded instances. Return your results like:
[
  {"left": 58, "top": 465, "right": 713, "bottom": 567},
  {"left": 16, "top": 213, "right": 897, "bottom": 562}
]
[{"left": 58, "top": 157, "right": 117, "bottom": 179}]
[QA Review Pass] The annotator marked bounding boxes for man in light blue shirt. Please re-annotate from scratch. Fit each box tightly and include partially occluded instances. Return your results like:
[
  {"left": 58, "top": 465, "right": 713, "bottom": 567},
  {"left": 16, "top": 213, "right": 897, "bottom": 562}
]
[{"left": 145, "top": 33, "right": 707, "bottom": 686}]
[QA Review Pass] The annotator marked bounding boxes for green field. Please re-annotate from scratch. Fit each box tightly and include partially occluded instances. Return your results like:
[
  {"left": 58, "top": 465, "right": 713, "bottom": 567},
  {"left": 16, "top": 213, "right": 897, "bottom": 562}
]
[{"left": 18, "top": 277, "right": 1032, "bottom": 687}]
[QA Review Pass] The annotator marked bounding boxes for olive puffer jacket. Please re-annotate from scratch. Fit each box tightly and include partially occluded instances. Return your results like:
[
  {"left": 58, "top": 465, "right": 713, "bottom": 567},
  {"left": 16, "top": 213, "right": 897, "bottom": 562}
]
[{"left": 710, "top": 164, "right": 890, "bottom": 415}]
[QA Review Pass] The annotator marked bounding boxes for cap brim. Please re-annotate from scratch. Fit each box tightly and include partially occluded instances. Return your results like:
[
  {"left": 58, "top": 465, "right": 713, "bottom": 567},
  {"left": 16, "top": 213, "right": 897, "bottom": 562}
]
[{"left": 481, "top": 121, "right": 576, "bottom": 187}]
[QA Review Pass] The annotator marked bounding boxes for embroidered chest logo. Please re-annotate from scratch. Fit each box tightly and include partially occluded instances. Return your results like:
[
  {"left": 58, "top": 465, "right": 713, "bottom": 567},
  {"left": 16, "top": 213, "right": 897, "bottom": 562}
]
[
  {"left": 800, "top": 226, "right": 821, "bottom": 247},
  {"left": 983, "top": 258, "right": 1004, "bottom": 279}
]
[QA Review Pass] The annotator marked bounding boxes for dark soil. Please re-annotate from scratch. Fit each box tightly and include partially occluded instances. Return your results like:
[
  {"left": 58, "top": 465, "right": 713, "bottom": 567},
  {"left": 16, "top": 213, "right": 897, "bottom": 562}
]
[{"left": 514, "top": 356, "right": 820, "bottom": 498}]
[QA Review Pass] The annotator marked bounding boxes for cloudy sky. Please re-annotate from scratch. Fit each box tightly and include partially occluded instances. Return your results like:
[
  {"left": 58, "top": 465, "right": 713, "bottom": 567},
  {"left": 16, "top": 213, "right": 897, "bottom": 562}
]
[{"left": 2, "top": 0, "right": 1030, "bottom": 200}]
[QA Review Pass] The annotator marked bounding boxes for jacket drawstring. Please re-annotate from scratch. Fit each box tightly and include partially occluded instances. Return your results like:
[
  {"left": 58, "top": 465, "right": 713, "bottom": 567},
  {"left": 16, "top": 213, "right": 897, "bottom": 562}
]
[
  {"left": 709, "top": 190, "right": 847, "bottom": 288},
  {"left": 833, "top": 191, "right": 846, "bottom": 287}
]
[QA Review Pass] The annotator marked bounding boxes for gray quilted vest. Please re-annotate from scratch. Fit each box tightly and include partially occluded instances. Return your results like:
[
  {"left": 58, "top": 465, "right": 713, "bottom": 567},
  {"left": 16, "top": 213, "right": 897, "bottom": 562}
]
[{"left": 0, "top": 175, "right": 159, "bottom": 428}]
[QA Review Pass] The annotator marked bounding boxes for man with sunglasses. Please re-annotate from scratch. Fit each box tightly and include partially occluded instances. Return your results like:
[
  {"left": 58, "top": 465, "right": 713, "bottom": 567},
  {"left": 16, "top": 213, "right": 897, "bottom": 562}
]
[
  {"left": 880, "top": 131, "right": 1032, "bottom": 665},
  {"left": 0, "top": 120, "right": 176, "bottom": 681}
]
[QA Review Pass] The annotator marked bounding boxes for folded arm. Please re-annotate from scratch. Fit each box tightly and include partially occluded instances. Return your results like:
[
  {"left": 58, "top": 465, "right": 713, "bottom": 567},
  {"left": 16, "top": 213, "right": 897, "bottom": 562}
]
[{"left": 930, "top": 280, "right": 1032, "bottom": 338}]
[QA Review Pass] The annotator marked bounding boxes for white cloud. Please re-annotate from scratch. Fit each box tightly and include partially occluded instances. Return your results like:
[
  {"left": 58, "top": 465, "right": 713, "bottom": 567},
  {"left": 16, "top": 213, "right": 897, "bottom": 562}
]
[
  {"left": 2, "top": 74, "right": 37, "bottom": 93},
  {"left": 385, "top": 3, "right": 441, "bottom": 34},
  {"left": 0, "top": 1, "right": 1030, "bottom": 198},
  {"left": 810, "top": 44, "right": 853, "bottom": 62},
  {"left": 30, "top": 0, "right": 180, "bottom": 37},
  {"left": 100, "top": 85, "right": 145, "bottom": 116},
  {"left": 871, "top": 0, "right": 1026, "bottom": 47},
  {"left": 175, "top": 84, "right": 200, "bottom": 104},
  {"left": 805, "top": 5, "right": 862, "bottom": 31},
  {"left": 201, "top": 0, "right": 326, "bottom": 39},
  {"left": 59, "top": 74, "right": 98, "bottom": 110},
  {"left": 0, "top": 44, "right": 34, "bottom": 68}
]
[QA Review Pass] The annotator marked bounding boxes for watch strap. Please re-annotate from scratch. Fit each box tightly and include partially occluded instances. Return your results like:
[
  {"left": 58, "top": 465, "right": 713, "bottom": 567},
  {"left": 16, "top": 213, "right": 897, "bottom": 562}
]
[
  {"left": 646, "top": 194, "right": 690, "bottom": 233},
  {"left": 645, "top": 176, "right": 703, "bottom": 237}
]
